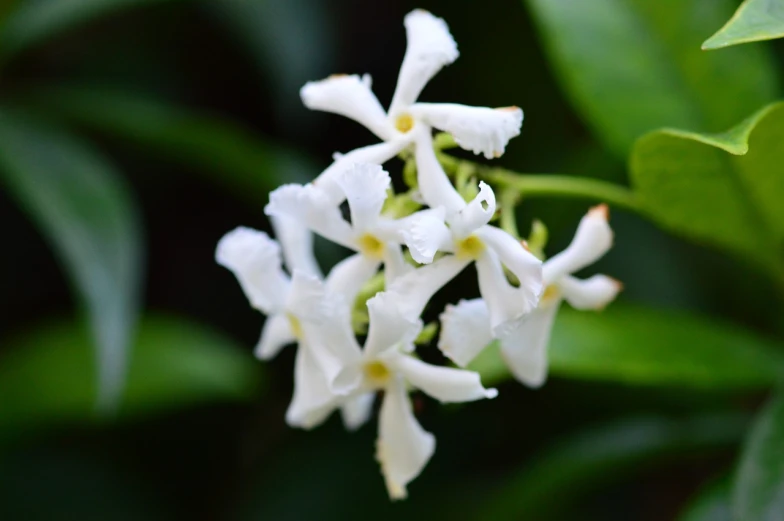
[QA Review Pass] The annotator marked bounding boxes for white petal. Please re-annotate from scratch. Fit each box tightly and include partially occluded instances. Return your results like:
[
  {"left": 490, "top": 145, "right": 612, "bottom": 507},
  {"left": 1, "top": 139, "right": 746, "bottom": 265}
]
[
  {"left": 286, "top": 269, "right": 343, "bottom": 323},
  {"left": 411, "top": 103, "right": 523, "bottom": 159},
  {"left": 414, "top": 128, "right": 467, "bottom": 215},
  {"left": 341, "top": 392, "right": 376, "bottom": 431},
  {"left": 396, "top": 207, "right": 451, "bottom": 264},
  {"left": 449, "top": 181, "right": 496, "bottom": 239},
  {"left": 377, "top": 375, "right": 435, "bottom": 500},
  {"left": 559, "top": 274, "right": 622, "bottom": 310},
  {"left": 254, "top": 313, "right": 295, "bottom": 360},
  {"left": 389, "top": 353, "right": 497, "bottom": 402},
  {"left": 475, "top": 249, "right": 537, "bottom": 335},
  {"left": 325, "top": 252, "right": 381, "bottom": 305},
  {"left": 315, "top": 141, "right": 411, "bottom": 205},
  {"left": 364, "top": 292, "right": 423, "bottom": 358},
  {"left": 288, "top": 271, "right": 364, "bottom": 394},
  {"left": 476, "top": 225, "right": 543, "bottom": 312},
  {"left": 286, "top": 342, "right": 342, "bottom": 429},
  {"left": 215, "top": 227, "right": 288, "bottom": 314},
  {"left": 300, "top": 74, "right": 393, "bottom": 140},
  {"left": 386, "top": 255, "right": 471, "bottom": 320},
  {"left": 269, "top": 214, "right": 322, "bottom": 278},
  {"left": 334, "top": 162, "right": 390, "bottom": 231},
  {"left": 543, "top": 204, "right": 614, "bottom": 285},
  {"left": 438, "top": 299, "right": 493, "bottom": 367},
  {"left": 498, "top": 303, "right": 560, "bottom": 388},
  {"left": 265, "top": 183, "right": 356, "bottom": 250},
  {"left": 388, "top": 10, "right": 459, "bottom": 117},
  {"left": 382, "top": 243, "right": 414, "bottom": 283}
]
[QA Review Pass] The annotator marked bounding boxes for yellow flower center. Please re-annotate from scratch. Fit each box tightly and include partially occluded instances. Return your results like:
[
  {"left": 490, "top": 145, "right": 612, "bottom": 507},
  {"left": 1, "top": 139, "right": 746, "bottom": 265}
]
[
  {"left": 541, "top": 284, "right": 560, "bottom": 305},
  {"left": 394, "top": 113, "right": 415, "bottom": 133},
  {"left": 287, "top": 313, "right": 304, "bottom": 340},
  {"left": 455, "top": 235, "right": 486, "bottom": 260},
  {"left": 363, "top": 360, "right": 392, "bottom": 386},
  {"left": 358, "top": 233, "right": 385, "bottom": 259}
]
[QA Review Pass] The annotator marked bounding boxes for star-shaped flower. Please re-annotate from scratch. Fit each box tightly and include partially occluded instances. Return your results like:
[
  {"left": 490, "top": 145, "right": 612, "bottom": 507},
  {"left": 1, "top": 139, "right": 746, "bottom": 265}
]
[
  {"left": 438, "top": 205, "right": 622, "bottom": 386},
  {"left": 300, "top": 9, "right": 523, "bottom": 169}
]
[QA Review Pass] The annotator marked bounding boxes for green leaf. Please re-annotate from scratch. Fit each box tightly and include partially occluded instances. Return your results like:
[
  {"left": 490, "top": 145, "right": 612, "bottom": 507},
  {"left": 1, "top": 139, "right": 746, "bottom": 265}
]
[
  {"left": 679, "top": 478, "right": 732, "bottom": 521},
  {"left": 0, "top": 111, "right": 142, "bottom": 412},
  {"left": 476, "top": 413, "right": 746, "bottom": 521},
  {"left": 470, "top": 304, "right": 784, "bottom": 389},
  {"left": 630, "top": 102, "right": 784, "bottom": 278},
  {"left": 523, "top": 0, "right": 779, "bottom": 157},
  {"left": 0, "top": 315, "right": 260, "bottom": 434},
  {"left": 24, "top": 85, "right": 315, "bottom": 200},
  {"left": 0, "top": 0, "right": 188, "bottom": 61},
  {"left": 703, "top": 0, "right": 784, "bottom": 50},
  {"left": 733, "top": 393, "right": 784, "bottom": 521}
]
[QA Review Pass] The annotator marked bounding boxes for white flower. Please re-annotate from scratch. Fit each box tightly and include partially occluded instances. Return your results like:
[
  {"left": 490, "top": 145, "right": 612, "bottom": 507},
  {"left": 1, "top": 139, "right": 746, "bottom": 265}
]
[
  {"left": 393, "top": 144, "right": 543, "bottom": 335},
  {"left": 214, "top": 227, "right": 370, "bottom": 397},
  {"left": 265, "top": 162, "right": 413, "bottom": 290},
  {"left": 292, "top": 287, "right": 496, "bottom": 499},
  {"left": 438, "top": 205, "right": 622, "bottom": 387},
  {"left": 300, "top": 10, "right": 523, "bottom": 161}
]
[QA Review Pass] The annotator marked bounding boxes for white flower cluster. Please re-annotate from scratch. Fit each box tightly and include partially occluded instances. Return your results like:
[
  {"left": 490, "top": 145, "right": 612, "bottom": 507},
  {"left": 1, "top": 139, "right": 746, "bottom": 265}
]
[{"left": 216, "top": 9, "right": 621, "bottom": 499}]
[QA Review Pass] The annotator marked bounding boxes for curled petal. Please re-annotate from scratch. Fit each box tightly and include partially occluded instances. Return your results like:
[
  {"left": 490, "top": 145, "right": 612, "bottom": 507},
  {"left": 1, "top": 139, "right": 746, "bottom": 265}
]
[
  {"left": 476, "top": 225, "right": 542, "bottom": 311},
  {"left": 270, "top": 214, "right": 322, "bottom": 279},
  {"left": 286, "top": 343, "right": 342, "bottom": 429},
  {"left": 389, "top": 353, "right": 497, "bottom": 402},
  {"left": 266, "top": 183, "right": 356, "bottom": 250},
  {"left": 475, "top": 248, "right": 537, "bottom": 335},
  {"left": 315, "top": 141, "right": 411, "bottom": 204},
  {"left": 334, "top": 162, "right": 390, "bottom": 231},
  {"left": 498, "top": 303, "right": 560, "bottom": 388},
  {"left": 255, "top": 313, "right": 295, "bottom": 360},
  {"left": 364, "top": 292, "right": 423, "bottom": 358},
  {"left": 438, "top": 299, "right": 493, "bottom": 367},
  {"left": 449, "top": 181, "right": 497, "bottom": 239},
  {"left": 341, "top": 392, "right": 376, "bottom": 431},
  {"left": 387, "top": 255, "right": 471, "bottom": 320},
  {"left": 414, "top": 128, "right": 468, "bottom": 215},
  {"left": 396, "top": 207, "right": 451, "bottom": 264},
  {"left": 388, "top": 9, "right": 459, "bottom": 116},
  {"left": 412, "top": 103, "right": 523, "bottom": 159},
  {"left": 377, "top": 376, "right": 436, "bottom": 500},
  {"left": 215, "top": 227, "right": 289, "bottom": 314},
  {"left": 300, "top": 74, "right": 393, "bottom": 140},
  {"left": 543, "top": 204, "right": 614, "bottom": 284},
  {"left": 559, "top": 274, "right": 622, "bottom": 310},
  {"left": 325, "top": 252, "right": 381, "bottom": 305}
]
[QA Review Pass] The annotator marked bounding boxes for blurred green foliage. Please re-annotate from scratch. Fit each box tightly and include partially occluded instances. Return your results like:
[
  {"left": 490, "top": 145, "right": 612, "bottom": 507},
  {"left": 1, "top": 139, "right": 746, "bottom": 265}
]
[{"left": 0, "top": 0, "right": 783, "bottom": 519}]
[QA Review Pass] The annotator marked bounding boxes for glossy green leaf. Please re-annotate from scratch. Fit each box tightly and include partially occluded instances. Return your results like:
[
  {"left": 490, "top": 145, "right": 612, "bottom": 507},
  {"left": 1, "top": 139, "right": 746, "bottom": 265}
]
[
  {"left": 0, "top": 315, "right": 260, "bottom": 434},
  {"left": 630, "top": 102, "right": 784, "bottom": 278},
  {"left": 0, "top": 111, "right": 142, "bottom": 412},
  {"left": 733, "top": 394, "right": 784, "bottom": 521},
  {"left": 470, "top": 304, "right": 784, "bottom": 389},
  {"left": 477, "top": 413, "right": 746, "bottom": 521},
  {"left": 523, "top": 0, "right": 779, "bottom": 157},
  {"left": 0, "top": 0, "right": 188, "bottom": 61},
  {"left": 679, "top": 478, "right": 732, "bottom": 521},
  {"left": 703, "top": 0, "right": 784, "bottom": 50},
  {"left": 26, "top": 85, "right": 315, "bottom": 200}
]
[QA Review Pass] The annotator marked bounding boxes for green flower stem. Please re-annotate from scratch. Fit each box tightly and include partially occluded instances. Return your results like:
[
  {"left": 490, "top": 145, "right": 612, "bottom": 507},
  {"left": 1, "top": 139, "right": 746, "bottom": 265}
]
[{"left": 437, "top": 153, "right": 642, "bottom": 213}]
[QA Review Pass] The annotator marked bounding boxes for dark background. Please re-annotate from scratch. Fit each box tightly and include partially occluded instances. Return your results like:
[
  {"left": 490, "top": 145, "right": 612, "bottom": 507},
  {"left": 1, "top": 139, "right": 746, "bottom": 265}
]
[{"left": 0, "top": 0, "right": 781, "bottom": 519}]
